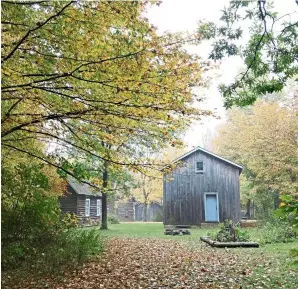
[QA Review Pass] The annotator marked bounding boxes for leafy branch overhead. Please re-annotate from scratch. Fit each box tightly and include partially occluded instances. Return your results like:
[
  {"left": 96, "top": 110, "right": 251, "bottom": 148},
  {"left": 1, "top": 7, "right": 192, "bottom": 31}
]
[
  {"left": 2, "top": 0, "right": 211, "bottom": 186},
  {"left": 197, "top": 0, "right": 298, "bottom": 107}
]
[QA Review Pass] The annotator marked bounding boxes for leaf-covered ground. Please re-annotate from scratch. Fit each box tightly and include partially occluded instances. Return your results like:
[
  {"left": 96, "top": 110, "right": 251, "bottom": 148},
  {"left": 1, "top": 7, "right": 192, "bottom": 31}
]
[{"left": 3, "top": 237, "right": 297, "bottom": 289}]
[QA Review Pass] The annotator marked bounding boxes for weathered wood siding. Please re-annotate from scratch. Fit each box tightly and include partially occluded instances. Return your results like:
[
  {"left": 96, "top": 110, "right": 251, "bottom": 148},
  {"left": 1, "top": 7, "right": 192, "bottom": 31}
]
[
  {"left": 59, "top": 185, "right": 78, "bottom": 214},
  {"left": 163, "top": 150, "right": 241, "bottom": 225},
  {"left": 77, "top": 195, "right": 101, "bottom": 220},
  {"left": 134, "top": 203, "right": 163, "bottom": 221},
  {"left": 116, "top": 201, "right": 134, "bottom": 221}
]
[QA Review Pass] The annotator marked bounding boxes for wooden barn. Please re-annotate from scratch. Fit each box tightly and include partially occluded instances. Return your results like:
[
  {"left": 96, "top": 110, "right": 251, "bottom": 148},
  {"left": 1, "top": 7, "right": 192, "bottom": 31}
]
[
  {"left": 59, "top": 177, "right": 102, "bottom": 226},
  {"left": 134, "top": 202, "right": 163, "bottom": 222},
  {"left": 115, "top": 198, "right": 135, "bottom": 221},
  {"left": 163, "top": 147, "right": 242, "bottom": 226}
]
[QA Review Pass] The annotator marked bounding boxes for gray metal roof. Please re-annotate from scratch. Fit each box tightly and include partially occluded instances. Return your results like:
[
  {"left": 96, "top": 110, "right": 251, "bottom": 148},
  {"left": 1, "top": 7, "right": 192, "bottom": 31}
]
[
  {"left": 162, "top": 146, "right": 243, "bottom": 171},
  {"left": 68, "top": 177, "right": 102, "bottom": 196}
]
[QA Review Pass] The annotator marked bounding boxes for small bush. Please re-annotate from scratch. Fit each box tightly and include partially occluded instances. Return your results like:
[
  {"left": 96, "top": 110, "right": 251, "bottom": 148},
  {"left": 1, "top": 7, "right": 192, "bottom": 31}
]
[
  {"left": 2, "top": 228, "right": 104, "bottom": 274},
  {"left": 108, "top": 214, "right": 120, "bottom": 224},
  {"left": 209, "top": 220, "right": 250, "bottom": 242},
  {"left": 257, "top": 221, "right": 297, "bottom": 244},
  {"left": 1, "top": 163, "right": 105, "bottom": 284},
  {"left": 36, "top": 229, "right": 104, "bottom": 274}
]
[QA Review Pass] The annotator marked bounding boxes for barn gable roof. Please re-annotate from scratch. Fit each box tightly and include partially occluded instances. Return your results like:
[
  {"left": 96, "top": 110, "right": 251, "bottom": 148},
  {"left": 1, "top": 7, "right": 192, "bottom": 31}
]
[
  {"left": 164, "top": 146, "right": 243, "bottom": 172},
  {"left": 68, "top": 177, "right": 102, "bottom": 197}
]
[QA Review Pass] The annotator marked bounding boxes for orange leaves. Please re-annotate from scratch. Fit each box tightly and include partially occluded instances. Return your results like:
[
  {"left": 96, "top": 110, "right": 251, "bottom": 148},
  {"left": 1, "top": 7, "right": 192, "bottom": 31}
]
[{"left": 5, "top": 237, "right": 297, "bottom": 289}]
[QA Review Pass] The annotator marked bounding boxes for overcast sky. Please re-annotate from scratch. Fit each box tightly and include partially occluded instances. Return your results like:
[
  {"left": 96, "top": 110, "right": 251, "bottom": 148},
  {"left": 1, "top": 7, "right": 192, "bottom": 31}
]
[{"left": 146, "top": 0, "right": 298, "bottom": 149}]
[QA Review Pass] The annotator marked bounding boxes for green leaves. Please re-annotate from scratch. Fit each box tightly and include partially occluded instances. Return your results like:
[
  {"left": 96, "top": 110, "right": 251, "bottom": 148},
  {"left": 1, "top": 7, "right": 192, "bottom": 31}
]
[
  {"left": 197, "top": 0, "right": 298, "bottom": 107},
  {"left": 2, "top": 0, "right": 210, "bottom": 185},
  {"left": 275, "top": 194, "right": 298, "bottom": 264}
]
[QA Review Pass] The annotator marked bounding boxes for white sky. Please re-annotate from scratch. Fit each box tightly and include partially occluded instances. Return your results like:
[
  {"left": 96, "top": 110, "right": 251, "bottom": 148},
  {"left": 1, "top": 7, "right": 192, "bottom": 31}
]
[{"left": 146, "top": 0, "right": 298, "bottom": 149}]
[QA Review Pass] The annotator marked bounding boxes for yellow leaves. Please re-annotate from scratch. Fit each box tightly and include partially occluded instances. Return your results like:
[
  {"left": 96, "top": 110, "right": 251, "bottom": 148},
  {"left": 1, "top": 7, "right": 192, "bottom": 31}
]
[
  {"left": 90, "top": 177, "right": 103, "bottom": 187},
  {"left": 72, "top": 101, "right": 85, "bottom": 110},
  {"left": 43, "top": 166, "right": 67, "bottom": 197},
  {"left": 214, "top": 100, "right": 298, "bottom": 196},
  {"left": 1, "top": 0, "right": 210, "bottom": 193}
]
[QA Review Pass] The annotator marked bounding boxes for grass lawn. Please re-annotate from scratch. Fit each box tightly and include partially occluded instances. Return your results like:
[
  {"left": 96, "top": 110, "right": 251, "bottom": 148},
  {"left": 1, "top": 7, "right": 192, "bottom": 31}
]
[
  {"left": 6, "top": 222, "right": 297, "bottom": 289},
  {"left": 96, "top": 222, "right": 298, "bottom": 288},
  {"left": 91, "top": 223, "right": 298, "bottom": 267},
  {"left": 99, "top": 222, "right": 218, "bottom": 239},
  {"left": 94, "top": 222, "right": 296, "bottom": 253}
]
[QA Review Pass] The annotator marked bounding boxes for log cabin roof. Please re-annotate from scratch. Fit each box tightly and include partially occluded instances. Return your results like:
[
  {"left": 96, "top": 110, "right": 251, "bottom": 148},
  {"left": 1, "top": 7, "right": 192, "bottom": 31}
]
[
  {"left": 68, "top": 177, "right": 102, "bottom": 197},
  {"left": 162, "top": 146, "right": 243, "bottom": 172}
]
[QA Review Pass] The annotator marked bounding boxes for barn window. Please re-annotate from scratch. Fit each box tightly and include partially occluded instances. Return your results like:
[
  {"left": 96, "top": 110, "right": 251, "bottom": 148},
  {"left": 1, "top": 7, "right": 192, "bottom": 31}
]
[
  {"left": 96, "top": 199, "right": 101, "bottom": 216},
  {"left": 195, "top": 161, "right": 204, "bottom": 173},
  {"left": 85, "top": 198, "right": 90, "bottom": 217}
]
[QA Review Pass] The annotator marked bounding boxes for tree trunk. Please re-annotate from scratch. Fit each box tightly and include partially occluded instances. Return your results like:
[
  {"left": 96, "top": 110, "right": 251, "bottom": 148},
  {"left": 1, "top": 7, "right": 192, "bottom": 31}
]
[
  {"left": 142, "top": 176, "right": 148, "bottom": 222},
  {"left": 143, "top": 203, "right": 148, "bottom": 222},
  {"left": 100, "top": 161, "right": 108, "bottom": 230},
  {"left": 246, "top": 199, "right": 251, "bottom": 218}
]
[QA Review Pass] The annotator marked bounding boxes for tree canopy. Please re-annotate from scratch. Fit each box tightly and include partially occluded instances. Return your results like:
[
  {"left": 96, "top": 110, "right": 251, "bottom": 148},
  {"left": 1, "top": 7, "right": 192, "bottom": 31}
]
[
  {"left": 213, "top": 99, "right": 298, "bottom": 216},
  {"left": 2, "top": 0, "right": 210, "bottom": 186},
  {"left": 198, "top": 0, "right": 298, "bottom": 107}
]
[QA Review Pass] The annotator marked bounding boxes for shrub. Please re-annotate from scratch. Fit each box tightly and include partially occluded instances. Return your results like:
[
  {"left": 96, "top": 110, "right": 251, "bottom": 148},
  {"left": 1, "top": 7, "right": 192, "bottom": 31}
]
[
  {"left": 257, "top": 221, "right": 297, "bottom": 245},
  {"left": 1, "top": 191, "right": 63, "bottom": 271},
  {"left": 1, "top": 164, "right": 105, "bottom": 275},
  {"left": 209, "top": 220, "right": 250, "bottom": 242},
  {"left": 108, "top": 214, "right": 120, "bottom": 224},
  {"left": 275, "top": 194, "right": 298, "bottom": 264},
  {"left": 60, "top": 213, "right": 78, "bottom": 229},
  {"left": 35, "top": 229, "right": 104, "bottom": 274},
  {"left": 2, "top": 228, "right": 104, "bottom": 273}
]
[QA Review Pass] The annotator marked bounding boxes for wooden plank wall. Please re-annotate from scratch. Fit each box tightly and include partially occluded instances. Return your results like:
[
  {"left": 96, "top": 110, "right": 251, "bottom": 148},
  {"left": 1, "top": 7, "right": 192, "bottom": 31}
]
[
  {"left": 77, "top": 195, "right": 101, "bottom": 220},
  {"left": 59, "top": 185, "right": 78, "bottom": 214},
  {"left": 163, "top": 150, "right": 241, "bottom": 225},
  {"left": 116, "top": 201, "right": 134, "bottom": 221},
  {"left": 134, "top": 203, "right": 163, "bottom": 221}
]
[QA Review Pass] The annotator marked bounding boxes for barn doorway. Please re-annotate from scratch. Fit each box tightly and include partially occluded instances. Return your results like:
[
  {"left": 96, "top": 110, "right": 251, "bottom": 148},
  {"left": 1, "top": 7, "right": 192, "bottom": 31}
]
[{"left": 204, "top": 193, "right": 219, "bottom": 222}]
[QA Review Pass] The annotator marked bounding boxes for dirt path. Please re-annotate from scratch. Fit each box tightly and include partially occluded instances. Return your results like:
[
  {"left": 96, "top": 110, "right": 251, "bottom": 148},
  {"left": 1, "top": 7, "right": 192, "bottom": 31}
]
[{"left": 3, "top": 238, "right": 296, "bottom": 289}]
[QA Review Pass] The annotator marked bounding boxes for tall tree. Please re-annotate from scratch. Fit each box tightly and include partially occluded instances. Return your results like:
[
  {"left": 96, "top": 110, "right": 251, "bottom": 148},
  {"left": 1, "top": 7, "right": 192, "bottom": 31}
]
[
  {"left": 2, "top": 1, "right": 210, "bottom": 187},
  {"left": 197, "top": 0, "right": 298, "bottom": 107},
  {"left": 213, "top": 100, "right": 298, "bottom": 217},
  {"left": 133, "top": 173, "right": 163, "bottom": 222}
]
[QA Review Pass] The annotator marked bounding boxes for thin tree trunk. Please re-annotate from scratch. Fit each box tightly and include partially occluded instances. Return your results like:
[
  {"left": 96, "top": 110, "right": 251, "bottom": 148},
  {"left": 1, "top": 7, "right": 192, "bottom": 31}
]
[
  {"left": 246, "top": 199, "right": 251, "bottom": 218},
  {"left": 142, "top": 175, "right": 148, "bottom": 222},
  {"left": 143, "top": 202, "right": 148, "bottom": 222},
  {"left": 101, "top": 161, "right": 108, "bottom": 230}
]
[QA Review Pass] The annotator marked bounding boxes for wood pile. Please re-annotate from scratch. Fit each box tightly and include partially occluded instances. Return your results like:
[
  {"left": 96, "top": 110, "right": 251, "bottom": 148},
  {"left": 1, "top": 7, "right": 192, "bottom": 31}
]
[
  {"left": 200, "top": 236, "right": 259, "bottom": 248},
  {"left": 164, "top": 228, "right": 191, "bottom": 236}
]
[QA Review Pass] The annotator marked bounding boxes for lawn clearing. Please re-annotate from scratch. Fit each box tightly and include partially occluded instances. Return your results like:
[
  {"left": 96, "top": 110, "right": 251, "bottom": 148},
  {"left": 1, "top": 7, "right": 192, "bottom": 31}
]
[
  {"left": 3, "top": 223, "right": 297, "bottom": 289},
  {"left": 99, "top": 222, "right": 219, "bottom": 239}
]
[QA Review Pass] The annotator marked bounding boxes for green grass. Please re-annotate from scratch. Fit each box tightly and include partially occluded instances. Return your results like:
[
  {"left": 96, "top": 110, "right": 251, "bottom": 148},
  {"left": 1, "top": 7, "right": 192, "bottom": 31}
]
[
  {"left": 85, "top": 222, "right": 297, "bottom": 258},
  {"left": 99, "top": 222, "right": 218, "bottom": 239}
]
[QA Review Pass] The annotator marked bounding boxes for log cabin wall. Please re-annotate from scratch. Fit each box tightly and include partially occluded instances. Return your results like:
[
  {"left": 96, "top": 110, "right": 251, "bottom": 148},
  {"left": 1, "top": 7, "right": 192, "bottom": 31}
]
[
  {"left": 163, "top": 150, "right": 241, "bottom": 225},
  {"left": 77, "top": 195, "right": 101, "bottom": 220},
  {"left": 59, "top": 185, "right": 78, "bottom": 215}
]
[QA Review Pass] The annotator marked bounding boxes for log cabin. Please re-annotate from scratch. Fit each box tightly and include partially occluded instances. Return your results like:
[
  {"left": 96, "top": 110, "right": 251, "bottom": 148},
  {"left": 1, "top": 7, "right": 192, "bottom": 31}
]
[
  {"left": 59, "top": 177, "right": 102, "bottom": 226},
  {"left": 163, "top": 147, "right": 242, "bottom": 226}
]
